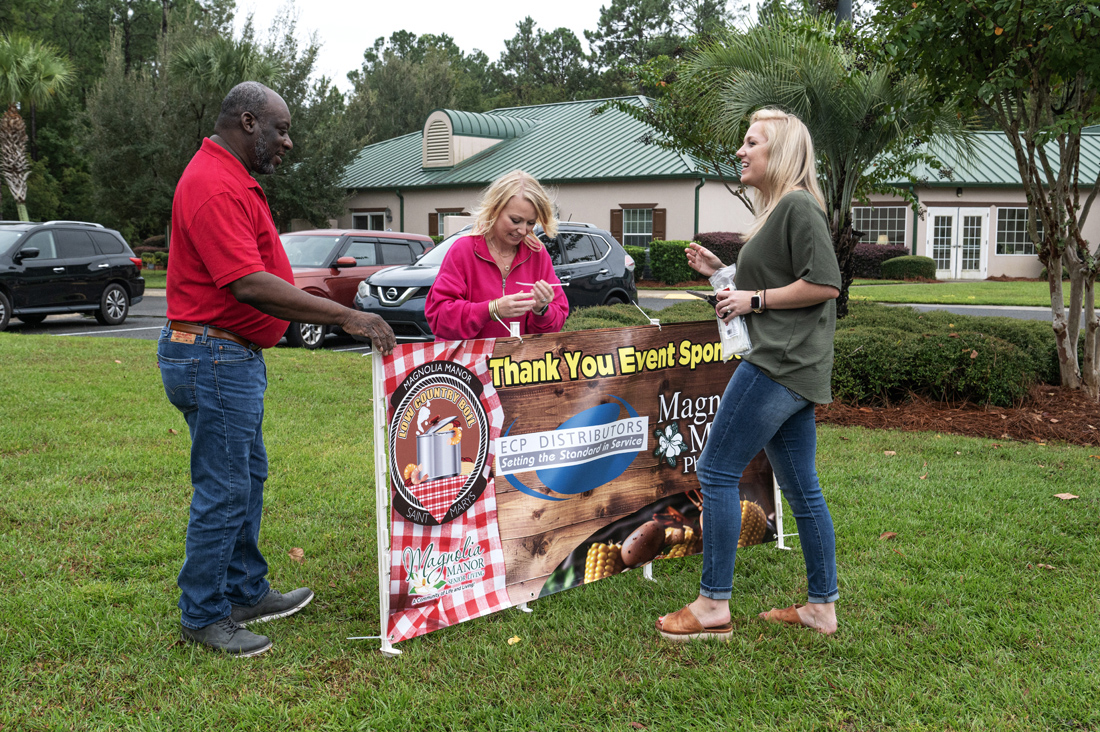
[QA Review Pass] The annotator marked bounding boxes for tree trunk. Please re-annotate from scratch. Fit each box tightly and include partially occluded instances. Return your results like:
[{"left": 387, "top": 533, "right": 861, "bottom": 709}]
[
  {"left": 0, "top": 104, "right": 31, "bottom": 222},
  {"left": 1082, "top": 275, "right": 1099, "bottom": 400},
  {"left": 832, "top": 213, "right": 858, "bottom": 319},
  {"left": 1048, "top": 260, "right": 1082, "bottom": 390}
]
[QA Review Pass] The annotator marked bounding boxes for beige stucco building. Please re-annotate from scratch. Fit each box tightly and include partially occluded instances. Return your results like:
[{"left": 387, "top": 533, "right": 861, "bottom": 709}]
[{"left": 330, "top": 101, "right": 1099, "bottom": 280}]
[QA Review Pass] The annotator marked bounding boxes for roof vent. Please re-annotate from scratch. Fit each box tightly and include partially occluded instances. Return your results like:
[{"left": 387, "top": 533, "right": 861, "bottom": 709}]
[{"left": 423, "top": 118, "right": 452, "bottom": 168}]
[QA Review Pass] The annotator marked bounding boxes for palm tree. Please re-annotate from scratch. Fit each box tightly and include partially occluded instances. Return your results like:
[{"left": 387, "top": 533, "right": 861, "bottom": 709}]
[
  {"left": 683, "top": 15, "right": 971, "bottom": 315},
  {"left": 169, "top": 37, "right": 284, "bottom": 152},
  {"left": 0, "top": 35, "right": 72, "bottom": 221}
]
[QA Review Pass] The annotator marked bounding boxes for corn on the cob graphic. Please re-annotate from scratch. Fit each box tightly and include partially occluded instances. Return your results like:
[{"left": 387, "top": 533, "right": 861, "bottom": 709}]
[
  {"left": 738, "top": 500, "right": 767, "bottom": 548},
  {"left": 583, "top": 542, "right": 624, "bottom": 583}
]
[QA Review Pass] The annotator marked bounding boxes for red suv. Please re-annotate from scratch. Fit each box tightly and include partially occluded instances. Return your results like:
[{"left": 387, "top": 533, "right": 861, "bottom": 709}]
[{"left": 280, "top": 229, "right": 435, "bottom": 348}]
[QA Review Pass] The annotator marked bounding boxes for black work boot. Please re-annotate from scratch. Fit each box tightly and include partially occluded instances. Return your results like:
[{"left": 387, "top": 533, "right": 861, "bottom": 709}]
[
  {"left": 181, "top": 617, "right": 272, "bottom": 657},
  {"left": 230, "top": 587, "right": 314, "bottom": 626}
]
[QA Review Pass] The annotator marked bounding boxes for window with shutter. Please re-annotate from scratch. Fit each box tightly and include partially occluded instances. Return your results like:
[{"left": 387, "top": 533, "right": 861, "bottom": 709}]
[
  {"left": 429, "top": 213, "right": 439, "bottom": 237},
  {"left": 610, "top": 209, "right": 623, "bottom": 242}
]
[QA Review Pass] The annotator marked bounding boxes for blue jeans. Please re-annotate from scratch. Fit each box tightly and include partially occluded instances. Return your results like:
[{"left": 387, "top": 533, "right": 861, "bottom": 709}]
[
  {"left": 157, "top": 325, "right": 271, "bottom": 629},
  {"left": 697, "top": 361, "right": 839, "bottom": 604}
]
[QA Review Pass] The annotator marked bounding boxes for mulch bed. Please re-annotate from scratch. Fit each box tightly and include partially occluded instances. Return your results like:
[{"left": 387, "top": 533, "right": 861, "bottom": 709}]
[{"left": 817, "top": 385, "right": 1100, "bottom": 448}]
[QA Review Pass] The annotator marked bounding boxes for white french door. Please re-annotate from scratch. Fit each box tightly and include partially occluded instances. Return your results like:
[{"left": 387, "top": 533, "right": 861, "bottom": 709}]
[{"left": 927, "top": 208, "right": 989, "bottom": 279}]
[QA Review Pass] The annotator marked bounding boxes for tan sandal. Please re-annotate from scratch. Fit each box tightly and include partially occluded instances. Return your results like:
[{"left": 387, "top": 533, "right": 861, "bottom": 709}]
[
  {"left": 656, "top": 605, "right": 732, "bottom": 642},
  {"left": 759, "top": 604, "right": 836, "bottom": 635}
]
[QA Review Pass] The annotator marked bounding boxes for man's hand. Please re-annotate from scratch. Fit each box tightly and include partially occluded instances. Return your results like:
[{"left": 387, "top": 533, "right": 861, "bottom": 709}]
[
  {"left": 340, "top": 311, "right": 396, "bottom": 355},
  {"left": 229, "top": 271, "right": 397, "bottom": 354}
]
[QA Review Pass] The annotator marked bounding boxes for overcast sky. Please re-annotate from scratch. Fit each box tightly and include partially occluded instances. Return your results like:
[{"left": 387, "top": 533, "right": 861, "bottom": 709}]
[{"left": 234, "top": 0, "right": 615, "bottom": 92}]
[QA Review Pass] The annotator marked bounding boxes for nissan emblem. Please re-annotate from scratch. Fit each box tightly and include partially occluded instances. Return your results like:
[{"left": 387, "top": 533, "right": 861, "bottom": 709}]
[{"left": 386, "top": 287, "right": 399, "bottom": 301}]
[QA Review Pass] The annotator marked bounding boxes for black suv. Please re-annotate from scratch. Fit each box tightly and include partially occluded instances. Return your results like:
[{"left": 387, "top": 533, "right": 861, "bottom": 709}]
[
  {"left": 353, "top": 222, "right": 636, "bottom": 341},
  {"left": 0, "top": 221, "right": 145, "bottom": 331}
]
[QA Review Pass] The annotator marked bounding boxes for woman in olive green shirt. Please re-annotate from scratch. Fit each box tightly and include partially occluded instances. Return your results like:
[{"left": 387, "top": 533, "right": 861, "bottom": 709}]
[{"left": 657, "top": 109, "right": 842, "bottom": 641}]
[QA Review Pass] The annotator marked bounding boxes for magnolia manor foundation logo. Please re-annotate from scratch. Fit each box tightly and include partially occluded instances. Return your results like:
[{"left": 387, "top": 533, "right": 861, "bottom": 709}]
[{"left": 388, "top": 360, "right": 491, "bottom": 526}]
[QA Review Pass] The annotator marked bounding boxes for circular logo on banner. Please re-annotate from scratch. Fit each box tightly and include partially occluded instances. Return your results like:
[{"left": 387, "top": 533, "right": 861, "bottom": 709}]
[{"left": 388, "top": 361, "right": 490, "bottom": 526}]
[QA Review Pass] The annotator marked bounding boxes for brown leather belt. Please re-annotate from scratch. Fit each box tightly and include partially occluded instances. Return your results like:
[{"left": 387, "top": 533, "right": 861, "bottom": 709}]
[{"left": 167, "top": 320, "right": 263, "bottom": 352}]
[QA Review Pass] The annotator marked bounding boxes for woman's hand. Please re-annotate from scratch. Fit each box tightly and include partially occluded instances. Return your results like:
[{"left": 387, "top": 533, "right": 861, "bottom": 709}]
[
  {"left": 495, "top": 291, "right": 537, "bottom": 318},
  {"left": 685, "top": 243, "right": 724, "bottom": 278},
  {"left": 529, "top": 280, "right": 555, "bottom": 313},
  {"left": 714, "top": 288, "right": 753, "bottom": 322}
]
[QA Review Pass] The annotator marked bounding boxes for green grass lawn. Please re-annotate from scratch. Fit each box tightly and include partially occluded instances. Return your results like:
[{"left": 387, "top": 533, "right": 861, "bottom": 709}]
[
  {"left": 141, "top": 270, "right": 167, "bottom": 289},
  {"left": 1, "top": 335, "right": 1097, "bottom": 730},
  {"left": 850, "top": 280, "right": 1068, "bottom": 307}
]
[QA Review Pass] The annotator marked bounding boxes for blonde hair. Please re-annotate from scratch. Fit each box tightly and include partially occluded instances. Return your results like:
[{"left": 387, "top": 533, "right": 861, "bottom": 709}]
[
  {"left": 743, "top": 108, "right": 826, "bottom": 240},
  {"left": 471, "top": 170, "right": 558, "bottom": 251}
]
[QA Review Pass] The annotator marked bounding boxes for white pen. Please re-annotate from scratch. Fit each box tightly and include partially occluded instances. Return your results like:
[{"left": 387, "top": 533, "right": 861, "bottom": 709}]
[{"left": 516, "top": 281, "right": 568, "bottom": 287}]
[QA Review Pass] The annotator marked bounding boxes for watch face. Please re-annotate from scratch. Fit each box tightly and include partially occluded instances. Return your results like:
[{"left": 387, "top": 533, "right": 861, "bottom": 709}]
[{"left": 751, "top": 296, "right": 761, "bottom": 310}]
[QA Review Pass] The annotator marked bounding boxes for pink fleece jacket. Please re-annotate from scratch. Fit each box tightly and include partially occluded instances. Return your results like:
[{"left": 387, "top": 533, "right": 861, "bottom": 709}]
[{"left": 425, "top": 235, "right": 569, "bottom": 341}]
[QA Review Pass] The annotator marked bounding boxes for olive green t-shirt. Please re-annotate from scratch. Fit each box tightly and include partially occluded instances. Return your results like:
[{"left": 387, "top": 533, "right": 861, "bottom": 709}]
[{"left": 733, "top": 190, "right": 842, "bottom": 404}]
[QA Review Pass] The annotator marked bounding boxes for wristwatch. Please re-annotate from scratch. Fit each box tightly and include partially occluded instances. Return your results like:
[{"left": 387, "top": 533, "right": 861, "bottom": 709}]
[{"left": 750, "top": 290, "right": 765, "bottom": 314}]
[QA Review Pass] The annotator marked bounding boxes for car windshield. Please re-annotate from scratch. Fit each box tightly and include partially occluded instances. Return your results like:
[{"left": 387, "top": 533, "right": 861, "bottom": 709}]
[
  {"left": 0, "top": 229, "right": 25, "bottom": 252},
  {"left": 415, "top": 233, "right": 463, "bottom": 267},
  {"left": 281, "top": 235, "right": 342, "bottom": 268}
]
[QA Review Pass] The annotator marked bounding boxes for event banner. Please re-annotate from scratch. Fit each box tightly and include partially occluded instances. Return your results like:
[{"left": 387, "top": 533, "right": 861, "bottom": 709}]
[{"left": 381, "top": 322, "right": 777, "bottom": 644}]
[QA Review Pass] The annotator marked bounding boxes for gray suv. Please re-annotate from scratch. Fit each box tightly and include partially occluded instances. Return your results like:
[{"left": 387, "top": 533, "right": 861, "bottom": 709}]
[{"left": 0, "top": 220, "right": 145, "bottom": 331}]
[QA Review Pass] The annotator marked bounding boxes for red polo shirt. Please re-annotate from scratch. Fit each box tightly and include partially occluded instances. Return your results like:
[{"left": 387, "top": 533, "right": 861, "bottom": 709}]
[{"left": 166, "top": 138, "right": 293, "bottom": 348}]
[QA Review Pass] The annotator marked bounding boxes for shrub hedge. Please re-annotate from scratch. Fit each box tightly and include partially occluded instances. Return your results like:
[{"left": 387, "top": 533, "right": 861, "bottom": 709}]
[
  {"left": 851, "top": 243, "right": 909, "bottom": 279},
  {"left": 882, "top": 255, "right": 936, "bottom": 280},
  {"left": 624, "top": 245, "right": 648, "bottom": 279},
  {"left": 648, "top": 240, "right": 697, "bottom": 284},
  {"left": 695, "top": 232, "right": 745, "bottom": 268},
  {"left": 563, "top": 301, "right": 1066, "bottom": 408}
]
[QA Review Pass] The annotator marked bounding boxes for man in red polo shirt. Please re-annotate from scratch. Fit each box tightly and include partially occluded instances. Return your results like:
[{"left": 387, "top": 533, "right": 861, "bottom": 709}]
[{"left": 158, "top": 81, "right": 394, "bottom": 657}]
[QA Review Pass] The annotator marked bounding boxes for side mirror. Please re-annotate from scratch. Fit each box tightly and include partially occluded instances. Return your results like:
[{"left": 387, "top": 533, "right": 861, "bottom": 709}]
[
  {"left": 333, "top": 256, "right": 357, "bottom": 268},
  {"left": 14, "top": 247, "right": 40, "bottom": 263}
]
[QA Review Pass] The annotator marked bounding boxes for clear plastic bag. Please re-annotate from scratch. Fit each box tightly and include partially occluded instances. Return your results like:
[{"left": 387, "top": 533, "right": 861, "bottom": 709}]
[{"left": 709, "top": 265, "right": 752, "bottom": 360}]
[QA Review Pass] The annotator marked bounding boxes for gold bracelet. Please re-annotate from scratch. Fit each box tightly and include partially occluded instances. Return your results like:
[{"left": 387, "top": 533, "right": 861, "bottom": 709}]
[{"left": 489, "top": 299, "right": 499, "bottom": 319}]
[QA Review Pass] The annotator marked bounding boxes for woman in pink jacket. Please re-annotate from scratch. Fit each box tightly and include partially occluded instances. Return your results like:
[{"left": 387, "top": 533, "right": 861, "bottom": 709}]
[{"left": 425, "top": 170, "right": 568, "bottom": 340}]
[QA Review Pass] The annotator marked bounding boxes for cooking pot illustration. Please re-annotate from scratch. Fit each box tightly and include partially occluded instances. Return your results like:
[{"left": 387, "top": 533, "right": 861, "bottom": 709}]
[{"left": 416, "top": 416, "right": 462, "bottom": 480}]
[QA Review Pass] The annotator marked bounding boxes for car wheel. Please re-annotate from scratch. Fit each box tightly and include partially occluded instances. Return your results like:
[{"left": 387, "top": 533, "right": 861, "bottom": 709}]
[
  {"left": 285, "top": 321, "right": 326, "bottom": 349},
  {"left": 0, "top": 291, "right": 10, "bottom": 332},
  {"left": 603, "top": 293, "right": 629, "bottom": 305},
  {"left": 17, "top": 314, "right": 47, "bottom": 326},
  {"left": 95, "top": 284, "right": 129, "bottom": 325}
]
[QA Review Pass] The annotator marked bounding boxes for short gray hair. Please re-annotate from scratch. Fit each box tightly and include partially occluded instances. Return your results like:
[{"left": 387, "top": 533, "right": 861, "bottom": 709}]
[{"left": 216, "top": 81, "right": 269, "bottom": 130}]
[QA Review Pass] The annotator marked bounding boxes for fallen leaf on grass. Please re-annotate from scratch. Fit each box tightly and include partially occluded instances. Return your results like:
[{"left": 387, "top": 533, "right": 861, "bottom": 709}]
[
  {"left": 114, "top": 359, "right": 122, "bottom": 364},
  {"left": 630, "top": 724, "right": 647, "bottom": 730},
  {"left": 879, "top": 531, "right": 898, "bottom": 540},
  {"left": 1036, "top": 563, "right": 1055, "bottom": 570},
  {"left": 919, "top": 473, "right": 928, "bottom": 480},
  {"left": 507, "top": 635, "right": 521, "bottom": 645},
  {"left": 168, "top": 428, "right": 178, "bottom": 435},
  {"left": 970, "top": 350, "right": 978, "bottom": 359},
  {"left": 1053, "top": 493, "right": 1078, "bottom": 501},
  {"left": 884, "top": 450, "right": 897, "bottom": 456},
  {"left": 288, "top": 547, "right": 305, "bottom": 563},
  {"left": 991, "top": 443, "right": 1001, "bottom": 448}
]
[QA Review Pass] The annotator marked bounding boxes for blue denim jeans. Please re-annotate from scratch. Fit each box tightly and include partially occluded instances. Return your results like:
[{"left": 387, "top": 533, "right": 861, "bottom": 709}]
[
  {"left": 157, "top": 325, "right": 271, "bottom": 629},
  {"left": 697, "top": 361, "right": 839, "bottom": 604}
]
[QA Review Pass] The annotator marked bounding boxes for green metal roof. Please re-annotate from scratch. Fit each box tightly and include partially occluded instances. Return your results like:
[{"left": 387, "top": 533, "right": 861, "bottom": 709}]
[
  {"left": 439, "top": 110, "right": 537, "bottom": 139},
  {"left": 887, "top": 131, "right": 1100, "bottom": 188},
  {"left": 340, "top": 97, "right": 715, "bottom": 190}
]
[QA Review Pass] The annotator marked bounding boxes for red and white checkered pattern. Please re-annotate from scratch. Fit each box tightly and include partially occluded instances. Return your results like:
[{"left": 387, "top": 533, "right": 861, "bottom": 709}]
[
  {"left": 383, "top": 339, "right": 511, "bottom": 643},
  {"left": 407, "top": 474, "right": 467, "bottom": 523}
]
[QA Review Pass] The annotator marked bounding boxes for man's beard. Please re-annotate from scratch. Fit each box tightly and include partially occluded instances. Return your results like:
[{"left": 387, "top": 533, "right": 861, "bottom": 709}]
[{"left": 254, "top": 133, "right": 276, "bottom": 175}]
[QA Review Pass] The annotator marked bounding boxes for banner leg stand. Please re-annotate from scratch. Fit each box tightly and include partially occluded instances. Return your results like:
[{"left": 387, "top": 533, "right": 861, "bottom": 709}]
[
  {"left": 774, "top": 475, "right": 793, "bottom": 551},
  {"left": 517, "top": 602, "right": 533, "bottom": 613},
  {"left": 372, "top": 351, "right": 402, "bottom": 657},
  {"left": 642, "top": 563, "right": 656, "bottom": 582}
]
